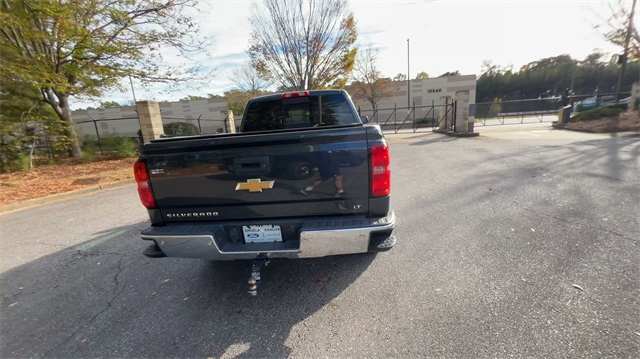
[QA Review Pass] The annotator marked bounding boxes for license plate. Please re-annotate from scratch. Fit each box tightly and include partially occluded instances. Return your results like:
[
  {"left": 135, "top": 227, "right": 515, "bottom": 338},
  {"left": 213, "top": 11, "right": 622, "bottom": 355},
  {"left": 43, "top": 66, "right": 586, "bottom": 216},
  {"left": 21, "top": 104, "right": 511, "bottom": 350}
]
[{"left": 242, "top": 225, "right": 283, "bottom": 243}]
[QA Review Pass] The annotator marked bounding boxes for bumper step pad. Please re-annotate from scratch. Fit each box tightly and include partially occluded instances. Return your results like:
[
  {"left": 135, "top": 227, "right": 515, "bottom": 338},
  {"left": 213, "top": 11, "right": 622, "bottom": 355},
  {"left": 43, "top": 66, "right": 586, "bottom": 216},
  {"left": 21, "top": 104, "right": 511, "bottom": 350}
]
[{"left": 369, "top": 235, "right": 396, "bottom": 252}]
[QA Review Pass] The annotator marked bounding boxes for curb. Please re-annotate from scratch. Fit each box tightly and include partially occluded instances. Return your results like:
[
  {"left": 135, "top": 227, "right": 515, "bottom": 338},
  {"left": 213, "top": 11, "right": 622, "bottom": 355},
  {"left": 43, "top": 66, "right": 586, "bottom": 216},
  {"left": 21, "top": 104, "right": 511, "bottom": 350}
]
[
  {"left": 433, "top": 129, "right": 480, "bottom": 137},
  {"left": 552, "top": 123, "right": 640, "bottom": 136},
  {"left": 0, "top": 179, "right": 135, "bottom": 215}
]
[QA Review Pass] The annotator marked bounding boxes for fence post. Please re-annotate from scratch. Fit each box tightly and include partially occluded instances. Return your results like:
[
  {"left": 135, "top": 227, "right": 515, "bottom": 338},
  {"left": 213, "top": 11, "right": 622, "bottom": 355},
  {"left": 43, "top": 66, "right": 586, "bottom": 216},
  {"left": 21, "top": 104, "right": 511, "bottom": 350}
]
[
  {"left": 394, "top": 103, "right": 397, "bottom": 131},
  {"left": 432, "top": 100, "right": 435, "bottom": 127},
  {"left": 373, "top": 104, "right": 376, "bottom": 124},
  {"left": 412, "top": 101, "right": 416, "bottom": 132},
  {"left": 444, "top": 98, "right": 449, "bottom": 129},
  {"left": 88, "top": 114, "right": 103, "bottom": 154},
  {"left": 44, "top": 131, "right": 53, "bottom": 159}
]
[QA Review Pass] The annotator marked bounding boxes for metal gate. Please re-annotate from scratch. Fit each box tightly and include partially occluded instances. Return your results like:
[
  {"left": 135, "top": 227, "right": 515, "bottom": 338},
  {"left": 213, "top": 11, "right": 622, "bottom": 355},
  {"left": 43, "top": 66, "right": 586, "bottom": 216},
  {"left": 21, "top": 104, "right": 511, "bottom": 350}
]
[{"left": 358, "top": 100, "right": 457, "bottom": 134}]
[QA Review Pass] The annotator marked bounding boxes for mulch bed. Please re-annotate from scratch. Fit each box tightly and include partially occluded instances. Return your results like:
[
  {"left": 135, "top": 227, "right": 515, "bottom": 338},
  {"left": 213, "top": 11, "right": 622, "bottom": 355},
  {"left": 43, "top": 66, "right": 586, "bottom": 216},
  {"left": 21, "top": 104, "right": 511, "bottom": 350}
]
[
  {"left": 554, "top": 110, "right": 640, "bottom": 133},
  {"left": 0, "top": 156, "right": 136, "bottom": 206}
]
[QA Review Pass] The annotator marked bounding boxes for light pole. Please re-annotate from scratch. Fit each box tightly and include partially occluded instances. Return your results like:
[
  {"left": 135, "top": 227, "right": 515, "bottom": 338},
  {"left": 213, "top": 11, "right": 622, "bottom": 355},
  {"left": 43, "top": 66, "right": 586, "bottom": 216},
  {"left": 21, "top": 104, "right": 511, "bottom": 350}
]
[
  {"left": 129, "top": 74, "right": 137, "bottom": 103},
  {"left": 407, "top": 38, "right": 410, "bottom": 109}
]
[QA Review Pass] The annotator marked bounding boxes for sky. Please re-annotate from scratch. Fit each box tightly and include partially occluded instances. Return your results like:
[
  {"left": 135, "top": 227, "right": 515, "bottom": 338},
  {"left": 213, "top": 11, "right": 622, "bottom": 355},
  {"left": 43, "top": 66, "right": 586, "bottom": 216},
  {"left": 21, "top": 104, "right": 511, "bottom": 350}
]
[{"left": 72, "top": 0, "right": 630, "bottom": 109}]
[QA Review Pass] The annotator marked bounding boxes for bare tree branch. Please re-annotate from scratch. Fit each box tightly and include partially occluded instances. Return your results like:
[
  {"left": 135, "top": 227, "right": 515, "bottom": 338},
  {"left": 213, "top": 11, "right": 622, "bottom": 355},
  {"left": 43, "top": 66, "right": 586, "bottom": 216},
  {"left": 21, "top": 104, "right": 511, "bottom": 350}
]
[
  {"left": 249, "top": 0, "right": 357, "bottom": 90},
  {"left": 349, "top": 48, "right": 393, "bottom": 110}
]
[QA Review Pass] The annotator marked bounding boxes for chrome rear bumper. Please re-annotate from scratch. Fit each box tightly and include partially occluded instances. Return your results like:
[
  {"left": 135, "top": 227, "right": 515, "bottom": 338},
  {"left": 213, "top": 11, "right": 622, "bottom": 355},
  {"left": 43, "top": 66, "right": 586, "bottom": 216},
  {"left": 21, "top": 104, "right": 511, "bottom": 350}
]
[{"left": 141, "top": 212, "right": 395, "bottom": 260}]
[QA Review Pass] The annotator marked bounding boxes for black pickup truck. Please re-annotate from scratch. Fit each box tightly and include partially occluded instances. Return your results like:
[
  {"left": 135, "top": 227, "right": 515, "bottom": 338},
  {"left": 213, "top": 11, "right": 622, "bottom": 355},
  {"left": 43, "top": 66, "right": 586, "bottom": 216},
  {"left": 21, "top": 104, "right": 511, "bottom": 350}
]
[{"left": 134, "top": 90, "right": 395, "bottom": 291}]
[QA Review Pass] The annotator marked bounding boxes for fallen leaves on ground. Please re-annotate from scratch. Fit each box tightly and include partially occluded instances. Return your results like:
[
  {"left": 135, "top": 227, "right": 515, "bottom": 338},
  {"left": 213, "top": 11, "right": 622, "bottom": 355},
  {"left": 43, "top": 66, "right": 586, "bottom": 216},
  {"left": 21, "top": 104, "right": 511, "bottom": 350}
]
[{"left": 0, "top": 156, "right": 136, "bottom": 206}]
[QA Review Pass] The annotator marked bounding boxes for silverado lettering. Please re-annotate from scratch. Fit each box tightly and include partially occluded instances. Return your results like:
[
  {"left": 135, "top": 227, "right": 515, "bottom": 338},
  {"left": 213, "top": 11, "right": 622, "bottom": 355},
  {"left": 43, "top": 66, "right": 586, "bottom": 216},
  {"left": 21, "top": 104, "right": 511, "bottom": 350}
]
[{"left": 165, "top": 212, "right": 219, "bottom": 218}]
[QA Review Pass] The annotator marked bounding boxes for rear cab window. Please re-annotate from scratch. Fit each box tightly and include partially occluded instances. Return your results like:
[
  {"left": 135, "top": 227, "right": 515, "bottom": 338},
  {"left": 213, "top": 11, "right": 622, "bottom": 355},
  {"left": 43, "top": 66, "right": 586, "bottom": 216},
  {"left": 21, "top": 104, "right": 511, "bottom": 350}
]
[{"left": 241, "top": 91, "right": 359, "bottom": 132}]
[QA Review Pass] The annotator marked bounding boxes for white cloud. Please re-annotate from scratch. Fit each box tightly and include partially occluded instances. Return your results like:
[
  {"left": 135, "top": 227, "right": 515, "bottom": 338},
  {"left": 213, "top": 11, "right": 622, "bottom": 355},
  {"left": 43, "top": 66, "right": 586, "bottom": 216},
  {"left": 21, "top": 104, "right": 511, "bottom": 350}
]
[{"left": 73, "top": 0, "right": 628, "bottom": 109}]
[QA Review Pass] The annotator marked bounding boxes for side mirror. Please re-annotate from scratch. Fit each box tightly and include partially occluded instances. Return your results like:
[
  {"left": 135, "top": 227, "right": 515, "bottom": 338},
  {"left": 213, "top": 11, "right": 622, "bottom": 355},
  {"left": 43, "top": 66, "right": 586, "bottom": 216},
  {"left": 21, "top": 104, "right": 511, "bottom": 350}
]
[{"left": 360, "top": 115, "right": 369, "bottom": 124}]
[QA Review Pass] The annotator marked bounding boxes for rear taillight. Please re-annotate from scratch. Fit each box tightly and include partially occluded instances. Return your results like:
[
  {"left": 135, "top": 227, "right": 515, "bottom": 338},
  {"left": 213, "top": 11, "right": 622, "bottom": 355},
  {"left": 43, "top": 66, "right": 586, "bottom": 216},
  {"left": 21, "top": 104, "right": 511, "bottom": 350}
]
[
  {"left": 281, "top": 91, "right": 310, "bottom": 99},
  {"left": 133, "top": 160, "right": 156, "bottom": 208},
  {"left": 371, "top": 144, "right": 390, "bottom": 197}
]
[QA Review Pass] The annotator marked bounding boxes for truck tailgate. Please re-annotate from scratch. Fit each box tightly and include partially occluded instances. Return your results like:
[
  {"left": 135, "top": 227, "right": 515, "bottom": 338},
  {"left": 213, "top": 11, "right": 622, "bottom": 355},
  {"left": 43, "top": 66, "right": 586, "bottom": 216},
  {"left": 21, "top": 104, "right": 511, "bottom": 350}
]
[{"left": 141, "top": 126, "right": 370, "bottom": 222}]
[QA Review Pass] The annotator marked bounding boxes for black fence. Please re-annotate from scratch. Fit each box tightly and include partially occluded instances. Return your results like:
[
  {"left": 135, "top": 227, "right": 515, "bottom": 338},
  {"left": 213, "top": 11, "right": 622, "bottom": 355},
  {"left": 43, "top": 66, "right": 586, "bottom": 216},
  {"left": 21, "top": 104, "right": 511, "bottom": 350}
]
[
  {"left": 74, "top": 115, "right": 235, "bottom": 153},
  {"left": 475, "top": 97, "right": 562, "bottom": 118},
  {"left": 474, "top": 92, "right": 632, "bottom": 126}
]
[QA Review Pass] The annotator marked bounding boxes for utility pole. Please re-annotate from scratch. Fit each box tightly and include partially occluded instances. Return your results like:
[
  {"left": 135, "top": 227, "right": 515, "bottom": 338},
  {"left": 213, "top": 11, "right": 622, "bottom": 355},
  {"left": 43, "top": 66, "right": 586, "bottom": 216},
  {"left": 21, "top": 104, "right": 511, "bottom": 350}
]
[
  {"left": 614, "top": 0, "right": 636, "bottom": 104},
  {"left": 407, "top": 38, "right": 410, "bottom": 109}
]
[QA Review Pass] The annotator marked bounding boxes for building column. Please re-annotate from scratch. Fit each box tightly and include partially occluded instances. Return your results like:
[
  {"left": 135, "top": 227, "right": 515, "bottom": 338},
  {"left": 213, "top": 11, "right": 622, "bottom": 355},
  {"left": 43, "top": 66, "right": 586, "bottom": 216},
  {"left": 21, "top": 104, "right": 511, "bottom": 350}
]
[
  {"left": 455, "top": 90, "right": 470, "bottom": 133},
  {"left": 439, "top": 96, "right": 453, "bottom": 130},
  {"left": 136, "top": 101, "right": 163, "bottom": 143}
]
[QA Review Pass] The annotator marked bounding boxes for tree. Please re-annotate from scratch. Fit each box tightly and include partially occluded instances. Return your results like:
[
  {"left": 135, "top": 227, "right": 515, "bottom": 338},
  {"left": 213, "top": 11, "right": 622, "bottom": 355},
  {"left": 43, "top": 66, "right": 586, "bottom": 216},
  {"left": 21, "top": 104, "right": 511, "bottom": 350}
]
[
  {"left": 415, "top": 71, "right": 429, "bottom": 79},
  {"left": 393, "top": 73, "right": 407, "bottom": 81},
  {"left": 439, "top": 71, "right": 461, "bottom": 77},
  {"left": 0, "top": 0, "right": 213, "bottom": 158},
  {"left": 231, "top": 62, "right": 268, "bottom": 95},
  {"left": 163, "top": 122, "right": 199, "bottom": 136},
  {"left": 180, "top": 95, "right": 208, "bottom": 101},
  {"left": 224, "top": 89, "right": 270, "bottom": 116},
  {"left": 594, "top": 0, "right": 638, "bottom": 102},
  {"left": 0, "top": 77, "right": 63, "bottom": 171},
  {"left": 349, "top": 48, "right": 392, "bottom": 110},
  {"left": 248, "top": 0, "right": 358, "bottom": 90},
  {"left": 595, "top": 0, "right": 639, "bottom": 60},
  {"left": 475, "top": 52, "right": 639, "bottom": 102},
  {"left": 100, "top": 101, "right": 122, "bottom": 108}
]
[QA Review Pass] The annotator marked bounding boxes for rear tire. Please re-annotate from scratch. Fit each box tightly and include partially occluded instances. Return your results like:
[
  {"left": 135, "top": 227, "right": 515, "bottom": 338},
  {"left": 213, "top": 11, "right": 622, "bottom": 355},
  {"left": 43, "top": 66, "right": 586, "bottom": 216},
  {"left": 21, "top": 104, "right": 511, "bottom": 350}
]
[{"left": 289, "top": 161, "right": 313, "bottom": 179}]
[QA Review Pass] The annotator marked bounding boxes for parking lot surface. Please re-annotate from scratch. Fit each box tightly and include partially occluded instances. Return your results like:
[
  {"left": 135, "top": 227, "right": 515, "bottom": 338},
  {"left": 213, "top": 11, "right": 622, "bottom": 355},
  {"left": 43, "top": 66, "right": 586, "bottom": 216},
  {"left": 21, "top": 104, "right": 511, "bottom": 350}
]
[{"left": 1, "top": 126, "right": 638, "bottom": 358}]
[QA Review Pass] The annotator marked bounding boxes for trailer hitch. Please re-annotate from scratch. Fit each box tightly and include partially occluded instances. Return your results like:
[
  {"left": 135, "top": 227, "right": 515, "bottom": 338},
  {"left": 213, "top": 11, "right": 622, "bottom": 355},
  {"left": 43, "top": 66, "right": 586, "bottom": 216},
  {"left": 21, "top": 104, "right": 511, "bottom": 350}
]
[{"left": 248, "top": 255, "right": 270, "bottom": 296}]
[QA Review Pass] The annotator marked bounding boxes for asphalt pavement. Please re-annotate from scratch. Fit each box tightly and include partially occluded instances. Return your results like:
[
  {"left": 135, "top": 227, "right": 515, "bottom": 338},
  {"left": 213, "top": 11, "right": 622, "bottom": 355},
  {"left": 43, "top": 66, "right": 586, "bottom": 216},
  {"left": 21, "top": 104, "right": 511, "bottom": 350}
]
[{"left": 1, "top": 124, "right": 638, "bottom": 358}]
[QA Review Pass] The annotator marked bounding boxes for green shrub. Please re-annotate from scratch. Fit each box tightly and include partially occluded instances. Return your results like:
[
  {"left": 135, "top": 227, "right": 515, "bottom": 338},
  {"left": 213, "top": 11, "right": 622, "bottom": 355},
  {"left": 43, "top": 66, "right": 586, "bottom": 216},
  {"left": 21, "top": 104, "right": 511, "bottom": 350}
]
[
  {"left": 81, "top": 147, "right": 97, "bottom": 163},
  {"left": 571, "top": 106, "right": 624, "bottom": 122},
  {"left": 102, "top": 136, "right": 137, "bottom": 158},
  {"left": 163, "top": 122, "right": 199, "bottom": 136},
  {"left": 81, "top": 136, "right": 100, "bottom": 153},
  {"left": 4, "top": 152, "right": 31, "bottom": 172},
  {"left": 81, "top": 135, "right": 138, "bottom": 158}
]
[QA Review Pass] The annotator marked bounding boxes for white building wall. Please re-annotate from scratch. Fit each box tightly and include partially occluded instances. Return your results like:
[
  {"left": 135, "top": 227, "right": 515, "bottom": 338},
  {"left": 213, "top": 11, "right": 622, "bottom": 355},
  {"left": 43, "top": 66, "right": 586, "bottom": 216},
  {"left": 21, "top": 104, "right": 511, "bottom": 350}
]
[{"left": 348, "top": 75, "right": 476, "bottom": 125}]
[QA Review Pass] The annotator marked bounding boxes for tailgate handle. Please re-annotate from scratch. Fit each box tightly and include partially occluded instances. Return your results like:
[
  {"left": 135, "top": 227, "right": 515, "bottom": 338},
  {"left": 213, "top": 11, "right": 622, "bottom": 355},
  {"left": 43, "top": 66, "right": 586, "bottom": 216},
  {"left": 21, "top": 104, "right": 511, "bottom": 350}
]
[{"left": 233, "top": 156, "right": 271, "bottom": 176}]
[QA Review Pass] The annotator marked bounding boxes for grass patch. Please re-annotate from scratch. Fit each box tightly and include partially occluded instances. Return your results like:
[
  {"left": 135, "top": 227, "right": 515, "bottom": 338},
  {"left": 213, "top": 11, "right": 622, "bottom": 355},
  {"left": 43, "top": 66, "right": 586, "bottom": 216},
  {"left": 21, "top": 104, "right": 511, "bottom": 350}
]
[{"left": 570, "top": 106, "right": 624, "bottom": 122}]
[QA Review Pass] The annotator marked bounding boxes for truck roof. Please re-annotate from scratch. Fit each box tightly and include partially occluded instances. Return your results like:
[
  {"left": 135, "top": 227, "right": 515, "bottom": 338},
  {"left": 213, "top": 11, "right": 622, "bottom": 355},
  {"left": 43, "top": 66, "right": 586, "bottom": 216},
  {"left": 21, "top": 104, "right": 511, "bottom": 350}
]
[{"left": 248, "top": 89, "right": 348, "bottom": 102}]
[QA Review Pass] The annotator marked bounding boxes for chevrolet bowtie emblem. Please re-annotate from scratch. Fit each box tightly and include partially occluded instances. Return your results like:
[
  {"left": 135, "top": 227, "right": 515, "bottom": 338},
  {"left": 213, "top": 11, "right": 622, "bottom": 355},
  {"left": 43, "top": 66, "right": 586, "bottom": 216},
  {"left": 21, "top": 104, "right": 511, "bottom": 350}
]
[{"left": 235, "top": 179, "right": 275, "bottom": 192}]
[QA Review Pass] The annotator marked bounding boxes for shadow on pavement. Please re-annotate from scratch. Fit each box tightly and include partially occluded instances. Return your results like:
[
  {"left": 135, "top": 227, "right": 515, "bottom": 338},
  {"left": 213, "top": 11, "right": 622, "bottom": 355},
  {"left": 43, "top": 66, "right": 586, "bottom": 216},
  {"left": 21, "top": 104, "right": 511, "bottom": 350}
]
[
  {"left": 409, "top": 134, "right": 458, "bottom": 146},
  {"left": 0, "top": 222, "right": 376, "bottom": 358}
]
